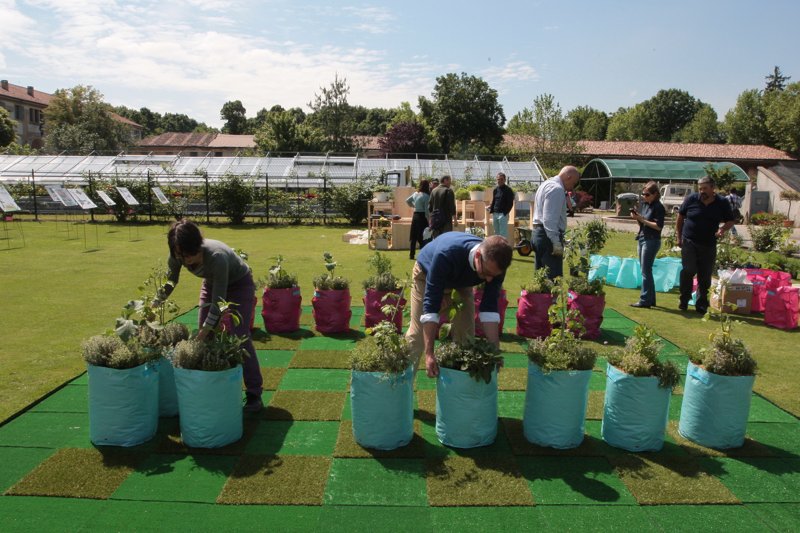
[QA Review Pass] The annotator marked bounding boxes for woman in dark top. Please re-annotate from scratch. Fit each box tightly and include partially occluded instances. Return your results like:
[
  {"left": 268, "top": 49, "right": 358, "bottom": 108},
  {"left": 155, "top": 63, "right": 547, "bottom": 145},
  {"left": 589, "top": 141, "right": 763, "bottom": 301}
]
[
  {"left": 406, "top": 179, "right": 431, "bottom": 260},
  {"left": 630, "top": 181, "right": 665, "bottom": 308}
]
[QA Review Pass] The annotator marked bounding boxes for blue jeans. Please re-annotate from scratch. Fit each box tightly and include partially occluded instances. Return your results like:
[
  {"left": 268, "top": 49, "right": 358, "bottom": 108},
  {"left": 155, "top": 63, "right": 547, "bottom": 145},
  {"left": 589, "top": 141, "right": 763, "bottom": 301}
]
[
  {"left": 492, "top": 213, "right": 509, "bottom": 240},
  {"left": 638, "top": 238, "right": 661, "bottom": 306},
  {"left": 533, "top": 227, "right": 563, "bottom": 280}
]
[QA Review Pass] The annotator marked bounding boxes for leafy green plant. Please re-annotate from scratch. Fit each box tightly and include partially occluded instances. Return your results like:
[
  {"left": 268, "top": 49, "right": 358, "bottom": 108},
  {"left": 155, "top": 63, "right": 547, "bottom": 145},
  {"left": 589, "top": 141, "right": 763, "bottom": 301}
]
[
  {"left": 779, "top": 189, "right": 800, "bottom": 219},
  {"left": 521, "top": 266, "right": 553, "bottom": 294},
  {"left": 568, "top": 275, "right": 605, "bottom": 296},
  {"left": 607, "top": 324, "right": 680, "bottom": 389},
  {"left": 455, "top": 188, "right": 470, "bottom": 201},
  {"left": 751, "top": 212, "right": 787, "bottom": 225},
  {"left": 313, "top": 251, "right": 349, "bottom": 290},
  {"left": 467, "top": 184, "right": 485, "bottom": 192},
  {"left": 264, "top": 255, "right": 298, "bottom": 289},
  {"left": 748, "top": 221, "right": 790, "bottom": 252},
  {"left": 209, "top": 173, "right": 255, "bottom": 225},
  {"left": 173, "top": 301, "right": 248, "bottom": 371},
  {"left": 581, "top": 219, "right": 609, "bottom": 255},
  {"left": 350, "top": 320, "right": 412, "bottom": 374},
  {"left": 328, "top": 175, "right": 379, "bottom": 224},
  {"left": 362, "top": 251, "right": 399, "bottom": 291},
  {"left": 565, "top": 228, "right": 591, "bottom": 276},
  {"left": 515, "top": 181, "right": 538, "bottom": 194},
  {"left": 691, "top": 311, "right": 757, "bottom": 376},
  {"left": 434, "top": 337, "right": 504, "bottom": 384},
  {"left": 373, "top": 184, "right": 393, "bottom": 194}
]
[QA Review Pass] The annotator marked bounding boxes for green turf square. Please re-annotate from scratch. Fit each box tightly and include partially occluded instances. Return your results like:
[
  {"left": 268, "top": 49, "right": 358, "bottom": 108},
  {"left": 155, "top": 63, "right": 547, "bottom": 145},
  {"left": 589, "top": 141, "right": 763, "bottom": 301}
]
[
  {"left": 602, "top": 308, "right": 625, "bottom": 319},
  {"left": 318, "top": 506, "right": 431, "bottom": 533},
  {"left": 426, "top": 454, "right": 533, "bottom": 506},
  {"left": 699, "top": 457, "right": 800, "bottom": 502},
  {"left": 498, "top": 367, "right": 526, "bottom": 391},
  {"left": 535, "top": 505, "right": 657, "bottom": 531},
  {"left": 278, "top": 369, "right": 350, "bottom": 390},
  {"left": 299, "top": 336, "right": 359, "bottom": 350},
  {"left": 111, "top": 453, "right": 238, "bottom": 503},
  {"left": 746, "top": 503, "right": 800, "bottom": 532},
  {"left": 498, "top": 337, "right": 527, "bottom": 354},
  {"left": 585, "top": 390, "right": 605, "bottom": 420},
  {"left": 70, "top": 372, "right": 89, "bottom": 385},
  {"left": 0, "top": 447, "right": 56, "bottom": 492},
  {"left": 0, "top": 412, "right": 89, "bottom": 448},
  {"left": 0, "top": 496, "right": 107, "bottom": 531},
  {"left": 416, "top": 390, "right": 436, "bottom": 421},
  {"left": 260, "top": 367, "right": 287, "bottom": 390},
  {"left": 334, "top": 420, "right": 426, "bottom": 458},
  {"left": 497, "top": 391, "right": 525, "bottom": 419},
  {"left": 217, "top": 455, "right": 331, "bottom": 505},
  {"left": 609, "top": 454, "right": 740, "bottom": 504},
  {"left": 244, "top": 421, "right": 339, "bottom": 455},
  {"left": 517, "top": 456, "right": 636, "bottom": 505},
  {"left": 502, "top": 353, "right": 528, "bottom": 368},
  {"left": 744, "top": 423, "right": 800, "bottom": 457},
  {"left": 501, "top": 418, "right": 610, "bottom": 457},
  {"left": 29, "top": 384, "right": 88, "bottom": 413},
  {"left": 341, "top": 394, "right": 352, "bottom": 420},
  {"left": 5, "top": 448, "right": 141, "bottom": 499},
  {"left": 643, "top": 504, "right": 774, "bottom": 532},
  {"left": 430, "top": 507, "right": 543, "bottom": 532},
  {"left": 588, "top": 371, "right": 606, "bottom": 391},
  {"left": 324, "top": 458, "right": 427, "bottom": 506},
  {"left": 597, "top": 329, "right": 628, "bottom": 346},
  {"left": 669, "top": 393, "right": 683, "bottom": 421},
  {"left": 659, "top": 341, "right": 686, "bottom": 356},
  {"left": 289, "top": 350, "right": 351, "bottom": 369},
  {"left": 415, "top": 371, "right": 437, "bottom": 390},
  {"left": 265, "top": 391, "right": 345, "bottom": 421},
  {"left": 749, "top": 395, "right": 798, "bottom": 423},
  {"left": 257, "top": 350, "right": 294, "bottom": 368},
  {"left": 666, "top": 421, "right": 776, "bottom": 458}
]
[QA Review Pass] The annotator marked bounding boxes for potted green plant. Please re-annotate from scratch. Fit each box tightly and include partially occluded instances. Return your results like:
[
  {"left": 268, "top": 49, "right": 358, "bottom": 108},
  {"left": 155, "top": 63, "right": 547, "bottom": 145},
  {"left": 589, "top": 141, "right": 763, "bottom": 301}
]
[
  {"left": 515, "top": 181, "right": 538, "bottom": 202},
  {"left": 567, "top": 275, "right": 605, "bottom": 339},
  {"left": 516, "top": 267, "right": 554, "bottom": 338},
  {"left": 173, "top": 301, "right": 247, "bottom": 448},
  {"left": 779, "top": 189, "right": 800, "bottom": 227},
  {"left": 362, "top": 252, "right": 404, "bottom": 331},
  {"left": 434, "top": 337, "right": 504, "bottom": 448},
  {"left": 261, "top": 255, "right": 302, "bottom": 333},
  {"left": 455, "top": 188, "right": 470, "bottom": 201},
  {"left": 602, "top": 324, "right": 680, "bottom": 452},
  {"left": 678, "top": 311, "right": 757, "bottom": 449},
  {"left": 524, "top": 277, "right": 597, "bottom": 448},
  {"left": 312, "top": 252, "right": 352, "bottom": 334},
  {"left": 372, "top": 184, "right": 393, "bottom": 203},
  {"left": 467, "top": 184, "right": 486, "bottom": 201}
]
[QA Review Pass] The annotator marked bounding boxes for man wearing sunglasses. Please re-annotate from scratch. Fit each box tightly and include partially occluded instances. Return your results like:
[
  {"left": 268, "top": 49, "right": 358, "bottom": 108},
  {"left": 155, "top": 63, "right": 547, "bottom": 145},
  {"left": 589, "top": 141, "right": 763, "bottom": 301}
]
[
  {"left": 406, "top": 233, "right": 513, "bottom": 378},
  {"left": 532, "top": 166, "right": 580, "bottom": 280}
]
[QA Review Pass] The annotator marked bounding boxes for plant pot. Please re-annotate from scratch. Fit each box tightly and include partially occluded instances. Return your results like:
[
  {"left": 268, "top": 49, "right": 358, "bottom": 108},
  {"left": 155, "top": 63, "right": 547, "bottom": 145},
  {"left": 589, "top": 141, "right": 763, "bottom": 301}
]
[
  {"left": 516, "top": 192, "right": 533, "bottom": 202},
  {"left": 678, "top": 362, "right": 755, "bottom": 449},
  {"left": 614, "top": 257, "right": 642, "bottom": 289},
  {"left": 373, "top": 192, "right": 389, "bottom": 202},
  {"left": 351, "top": 366, "right": 414, "bottom": 450},
  {"left": 157, "top": 356, "right": 179, "bottom": 417},
  {"left": 262, "top": 286, "right": 302, "bottom": 333},
  {"left": 568, "top": 293, "right": 605, "bottom": 340},
  {"left": 783, "top": 220, "right": 794, "bottom": 228},
  {"left": 174, "top": 365, "right": 243, "bottom": 448},
  {"left": 469, "top": 191, "right": 484, "bottom": 201},
  {"left": 473, "top": 288, "right": 508, "bottom": 337},
  {"left": 523, "top": 362, "right": 592, "bottom": 449},
  {"left": 601, "top": 364, "right": 671, "bottom": 452},
  {"left": 87, "top": 362, "right": 159, "bottom": 447},
  {"left": 436, "top": 367, "right": 498, "bottom": 448},
  {"left": 363, "top": 288, "right": 405, "bottom": 332},
  {"left": 312, "top": 288, "right": 352, "bottom": 334},
  {"left": 516, "top": 290, "right": 553, "bottom": 339}
]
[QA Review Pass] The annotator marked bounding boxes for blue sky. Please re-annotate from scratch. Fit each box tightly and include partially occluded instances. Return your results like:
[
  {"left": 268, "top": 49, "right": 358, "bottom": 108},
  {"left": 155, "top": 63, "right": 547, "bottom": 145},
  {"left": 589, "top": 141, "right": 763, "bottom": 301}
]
[{"left": 2, "top": 0, "right": 798, "bottom": 129}]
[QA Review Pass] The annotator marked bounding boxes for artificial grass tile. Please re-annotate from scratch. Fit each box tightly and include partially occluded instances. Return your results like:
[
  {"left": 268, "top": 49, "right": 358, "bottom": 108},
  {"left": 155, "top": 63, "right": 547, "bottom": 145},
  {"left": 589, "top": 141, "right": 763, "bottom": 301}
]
[
  {"left": 313, "top": 329, "right": 366, "bottom": 342},
  {"left": 0, "top": 447, "right": 55, "bottom": 492},
  {"left": 156, "top": 418, "right": 260, "bottom": 456},
  {"left": 264, "top": 391, "right": 345, "bottom": 421},
  {"left": 258, "top": 334, "right": 301, "bottom": 350},
  {"left": 498, "top": 367, "right": 527, "bottom": 391},
  {"left": 256, "top": 349, "right": 294, "bottom": 368},
  {"left": 588, "top": 370, "right": 606, "bottom": 391},
  {"left": 669, "top": 393, "right": 683, "bottom": 421},
  {"left": 535, "top": 505, "right": 656, "bottom": 531},
  {"left": 111, "top": 453, "right": 238, "bottom": 503},
  {"left": 600, "top": 318, "right": 636, "bottom": 329},
  {"left": 324, "top": 458, "right": 427, "bottom": 506},
  {"left": 299, "top": 335, "right": 359, "bottom": 350},
  {"left": 517, "top": 456, "right": 637, "bottom": 505},
  {"left": 416, "top": 390, "right": 436, "bottom": 421},
  {"left": 659, "top": 341, "right": 686, "bottom": 356},
  {"left": 644, "top": 504, "right": 772, "bottom": 532},
  {"left": 277, "top": 369, "right": 350, "bottom": 391},
  {"left": 5, "top": 448, "right": 141, "bottom": 499},
  {"left": 746, "top": 503, "right": 800, "bottom": 532},
  {"left": 666, "top": 421, "right": 776, "bottom": 458},
  {"left": 259, "top": 367, "right": 287, "bottom": 390},
  {"left": 502, "top": 353, "right": 529, "bottom": 368},
  {"left": 0, "top": 496, "right": 107, "bottom": 531},
  {"left": 498, "top": 337, "right": 527, "bottom": 354},
  {"left": 430, "top": 507, "right": 542, "bottom": 532},
  {"left": 333, "top": 420, "right": 426, "bottom": 458},
  {"left": 217, "top": 454, "right": 332, "bottom": 505},
  {"left": 70, "top": 372, "right": 89, "bottom": 385},
  {"left": 288, "top": 350, "right": 351, "bottom": 369},
  {"left": 699, "top": 457, "right": 800, "bottom": 502},
  {"left": 744, "top": 423, "right": 800, "bottom": 458},
  {"left": 609, "top": 454, "right": 740, "bottom": 505},
  {"left": 0, "top": 411, "right": 89, "bottom": 448},
  {"left": 497, "top": 391, "right": 525, "bottom": 419},
  {"left": 318, "top": 506, "right": 432, "bottom": 533},
  {"left": 426, "top": 454, "right": 533, "bottom": 506},
  {"left": 501, "top": 418, "right": 609, "bottom": 457},
  {"left": 593, "top": 356, "right": 608, "bottom": 371},
  {"left": 29, "top": 385, "right": 88, "bottom": 413},
  {"left": 341, "top": 395, "right": 352, "bottom": 421},
  {"left": 749, "top": 395, "right": 798, "bottom": 423},
  {"left": 602, "top": 308, "right": 625, "bottom": 319},
  {"left": 415, "top": 371, "right": 437, "bottom": 390},
  {"left": 597, "top": 329, "right": 630, "bottom": 345},
  {"left": 585, "top": 390, "right": 605, "bottom": 420},
  {"left": 244, "top": 420, "right": 339, "bottom": 455}
]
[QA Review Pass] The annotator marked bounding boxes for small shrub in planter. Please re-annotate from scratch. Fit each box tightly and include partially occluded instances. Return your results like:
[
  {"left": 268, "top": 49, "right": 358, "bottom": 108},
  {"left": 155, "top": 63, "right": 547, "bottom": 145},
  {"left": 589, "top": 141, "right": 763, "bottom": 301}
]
[
  {"left": 173, "top": 302, "right": 247, "bottom": 448},
  {"left": 467, "top": 184, "right": 486, "bottom": 200},
  {"left": 602, "top": 324, "right": 680, "bottom": 452},
  {"left": 524, "top": 286, "right": 597, "bottom": 448},
  {"left": 434, "top": 338, "right": 504, "bottom": 448},
  {"left": 567, "top": 275, "right": 605, "bottom": 339},
  {"left": 455, "top": 188, "right": 470, "bottom": 201},
  {"left": 261, "top": 255, "right": 302, "bottom": 333},
  {"left": 516, "top": 267, "right": 554, "bottom": 339},
  {"left": 679, "top": 312, "right": 757, "bottom": 449},
  {"left": 312, "top": 252, "right": 352, "bottom": 334},
  {"left": 362, "top": 252, "right": 405, "bottom": 331},
  {"left": 515, "top": 181, "right": 537, "bottom": 201},
  {"left": 349, "top": 319, "right": 414, "bottom": 450},
  {"left": 372, "top": 184, "right": 393, "bottom": 202}
]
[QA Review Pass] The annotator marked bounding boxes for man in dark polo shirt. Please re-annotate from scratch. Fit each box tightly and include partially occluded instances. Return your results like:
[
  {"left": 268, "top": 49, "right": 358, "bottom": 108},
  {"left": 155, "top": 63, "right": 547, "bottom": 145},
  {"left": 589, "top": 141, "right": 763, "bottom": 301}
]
[{"left": 676, "top": 176, "right": 735, "bottom": 314}]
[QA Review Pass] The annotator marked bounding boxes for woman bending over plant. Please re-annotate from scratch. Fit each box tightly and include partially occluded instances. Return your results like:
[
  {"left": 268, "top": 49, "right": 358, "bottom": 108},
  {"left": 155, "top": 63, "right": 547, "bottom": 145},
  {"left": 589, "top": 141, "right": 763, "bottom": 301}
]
[{"left": 155, "top": 218, "right": 263, "bottom": 412}]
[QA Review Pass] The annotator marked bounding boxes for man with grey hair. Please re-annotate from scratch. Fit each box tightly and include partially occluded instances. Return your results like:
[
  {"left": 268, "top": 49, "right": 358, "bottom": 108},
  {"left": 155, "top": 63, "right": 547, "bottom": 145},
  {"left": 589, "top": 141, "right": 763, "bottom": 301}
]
[
  {"left": 676, "top": 176, "right": 735, "bottom": 314},
  {"left": 532, "top": 166, "right": 581, "bottom": 280}
]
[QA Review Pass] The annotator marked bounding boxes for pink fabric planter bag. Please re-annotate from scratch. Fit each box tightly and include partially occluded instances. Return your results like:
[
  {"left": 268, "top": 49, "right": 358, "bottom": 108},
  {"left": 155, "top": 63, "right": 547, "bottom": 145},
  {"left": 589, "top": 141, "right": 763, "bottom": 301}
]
[
  {"left": 568, "top": 292, "right": 605, "bottom": 340},
  {"left": 746, "top": 269, "right": 791, "bottom": 313},
  {"left": 313, "top": 289, "right": 352, "bottom": 334},
  {"left": 363, "top": 289, "right": 405, "bottom": 332},
  {"left": 516, "top": 291, "right": 553, "bottom": 339},
  {"left": 474, "top": 289, "right": 508, "bottom": 337},
  {"left": 262, "top": 287, "right": 302, "bottom": 333},
  {"left": 764, "top": 286, "right": 799, "bottom": 330}
]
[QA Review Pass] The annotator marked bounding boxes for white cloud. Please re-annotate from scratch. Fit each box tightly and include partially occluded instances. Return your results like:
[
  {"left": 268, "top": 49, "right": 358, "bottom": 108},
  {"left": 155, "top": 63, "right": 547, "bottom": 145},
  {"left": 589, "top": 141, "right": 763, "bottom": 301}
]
[{"left": 482, "top": 61, "right": 539, "bottom": 83}]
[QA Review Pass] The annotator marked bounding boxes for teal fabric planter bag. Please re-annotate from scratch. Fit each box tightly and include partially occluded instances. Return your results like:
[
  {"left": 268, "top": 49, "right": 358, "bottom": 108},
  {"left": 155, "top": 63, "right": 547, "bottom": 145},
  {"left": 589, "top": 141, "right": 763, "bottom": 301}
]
[
  {"left": 678, "top": 362, "right": 755, "bottom": 449},
  {"left": 157, "top": 356, "right": 179, "bottom": 417},
  {"left": 653, "top": 257, "right": 682, "bottom": 292},
  {"left": 523, "top": 363, "right": 591, "bottom": 449},
  {"left": 351, "top": 366, "right": 414, "bottom": 450},
  {"left": 601, "top": 364, "right": 670, "bottom": 452},
  {"left": 174, "top": 365, "right": 243, "bottom": 448},
  {"left": 88, "top": 362, "right": 159, "bottom": 447},
  {"left": 589, "top": 255, "right": 609, "bottom": 283},
  {"left": 615, "top": 257, "right": 642, "bottom": 289},
  {"left": 436, "top": 367, "right": 498, "bottom": 448},
  {"left": 606, "top": 256, "right": 622, "bottom": 286}
]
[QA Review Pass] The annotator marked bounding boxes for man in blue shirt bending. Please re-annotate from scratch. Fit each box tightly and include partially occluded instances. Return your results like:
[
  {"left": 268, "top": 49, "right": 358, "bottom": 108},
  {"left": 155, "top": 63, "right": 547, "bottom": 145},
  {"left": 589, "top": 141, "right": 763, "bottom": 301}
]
[
  {"left": 532, "top": 166, "right": 581, "bottom": 280},
  {"left": 406, "top": 233, "right": 513, "bottom": 378}
]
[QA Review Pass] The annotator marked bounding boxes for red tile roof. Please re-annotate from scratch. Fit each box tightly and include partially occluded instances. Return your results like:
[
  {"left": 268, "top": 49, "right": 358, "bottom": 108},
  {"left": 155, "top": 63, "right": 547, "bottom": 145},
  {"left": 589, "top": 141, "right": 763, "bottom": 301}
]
[
  {"left": 0, "top": 81, "right": 52, "bottom": 107},
  {"left": 208, "top": 134, "right": 255, "bottom": 148}
]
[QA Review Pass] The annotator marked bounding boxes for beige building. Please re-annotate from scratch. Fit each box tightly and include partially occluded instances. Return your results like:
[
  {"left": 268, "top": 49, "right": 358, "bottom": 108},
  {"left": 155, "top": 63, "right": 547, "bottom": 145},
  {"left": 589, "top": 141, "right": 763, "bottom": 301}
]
[
  {"left": 0, "top": 80, "right": 51, "bottom": 148},
  {"left": 749, "top": 162, "right": 800, "bottom": 226}
]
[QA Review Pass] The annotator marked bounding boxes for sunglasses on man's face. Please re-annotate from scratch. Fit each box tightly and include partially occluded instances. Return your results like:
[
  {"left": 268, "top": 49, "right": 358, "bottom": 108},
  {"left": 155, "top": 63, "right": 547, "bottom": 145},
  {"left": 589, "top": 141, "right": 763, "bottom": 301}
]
[{"left": 642, "top": 192, "right": 652, "bottom": 197}]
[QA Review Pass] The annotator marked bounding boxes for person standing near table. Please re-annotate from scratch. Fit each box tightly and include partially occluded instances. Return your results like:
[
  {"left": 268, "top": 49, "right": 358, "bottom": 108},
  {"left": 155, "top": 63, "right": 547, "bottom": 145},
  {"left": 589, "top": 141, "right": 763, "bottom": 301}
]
[
  {"left": 629, "top": 181, "right": 665, "bottom": 308},
  {"left": 406, "top": 179, "right": 431, "bottom": 260},
  {"left": 428, "top": 175, "right": 457, "bottom": 238},
  {"left": 531, "top": 166, "right": 580, "bottom": 280},
  {"left": 487, "top": 172, "right": 515, "bottom": 239}
]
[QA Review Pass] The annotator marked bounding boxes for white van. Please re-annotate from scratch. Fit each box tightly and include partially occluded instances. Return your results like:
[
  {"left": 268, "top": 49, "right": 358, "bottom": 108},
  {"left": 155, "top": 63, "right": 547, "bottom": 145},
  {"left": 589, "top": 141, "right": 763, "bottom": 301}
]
[{"left": 660, "top": 183, "right": 694, "bottom": 214}]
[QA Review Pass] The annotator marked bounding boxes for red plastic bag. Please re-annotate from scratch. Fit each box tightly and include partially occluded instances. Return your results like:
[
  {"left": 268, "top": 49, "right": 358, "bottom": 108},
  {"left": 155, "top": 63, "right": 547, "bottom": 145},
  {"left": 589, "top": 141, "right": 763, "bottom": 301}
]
[
  {"left": 749, "top": 275, "right": 767, "bottom": 313},
  {"left": 766, "top": 270, "right": 792, "bottom": 292},
  {"left": 312, "top": 289, "right": 352, "bottom": 334},
  {"left": 474, "top": 289, "right": 508, "bottom": 337},
  {"left": 363, "top": 289, "right": 405, "bottom": 332},
  {"left": 516, "top": 291, "right": 553, "bottom": 339},
  {"left": 764, "top": 286, "right": 799, "bottom": 330},
  {"left": 568, "top": 292, "right": 605, "bottom": 340},
  {"left": 262, "top": 287, "right": 302, "bottom": 333}
]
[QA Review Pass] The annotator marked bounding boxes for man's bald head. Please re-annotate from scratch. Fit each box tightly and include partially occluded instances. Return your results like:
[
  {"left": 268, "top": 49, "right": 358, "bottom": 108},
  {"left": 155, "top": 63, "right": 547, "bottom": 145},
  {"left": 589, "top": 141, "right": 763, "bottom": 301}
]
[{"left": 559, "top": 166, "right": 580, "bottom": 191}]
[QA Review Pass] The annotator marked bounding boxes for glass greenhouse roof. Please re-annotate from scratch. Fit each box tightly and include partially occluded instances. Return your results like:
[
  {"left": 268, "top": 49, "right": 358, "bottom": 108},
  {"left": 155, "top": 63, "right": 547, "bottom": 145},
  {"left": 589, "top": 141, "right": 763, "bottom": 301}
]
[{"left": 582, "top": 159, "right": 749, "bottom": 182}]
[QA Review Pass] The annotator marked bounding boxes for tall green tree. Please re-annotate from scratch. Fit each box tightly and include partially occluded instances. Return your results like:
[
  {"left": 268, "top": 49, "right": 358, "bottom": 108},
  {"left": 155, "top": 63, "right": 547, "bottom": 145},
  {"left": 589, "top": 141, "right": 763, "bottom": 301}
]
[
  {"left": 722, "top": 89, "right": 772, "bottom": 145},
  {"left": 640, "top": 89, "right": 703, "bottom": 141},
  {"left": 675, "top": 104, "right": 722, "bottom": 143},
  {"left": 565, "top": 106, "right": 608, "bottom": 140},
  {"left": 44, "top": 85, "right": 131, "bottom": 153},
  {"left": 605, "top": 105, "right": 651, "bottom": 141},
  {"left": 765, "top": 66, "right": 791, "bottom": 93},
  {"left": 0, "top": 108, "right": 16, "bottom": 147},
  {"left": 307, "top": 74, "right": 355, "bottom": 152},
  {"left": 765, "top": 81, "right": 800, "bottom": 154},
  {"left": 418, "top": 72, "right": 505, "bottom": 154},
  {"left": 506, "top": 94, "right": 581, "bottom": 171},
  {"left": 253, "top": 110, "right": 324, "bottom": 153},
  {"left": 220, "top": 100, "right": 248, "bottom": 134}
]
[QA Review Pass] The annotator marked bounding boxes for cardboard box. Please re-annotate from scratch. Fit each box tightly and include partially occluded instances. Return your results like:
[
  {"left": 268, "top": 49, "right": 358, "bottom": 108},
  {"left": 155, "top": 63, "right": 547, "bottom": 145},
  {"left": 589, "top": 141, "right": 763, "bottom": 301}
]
[{"left": 711, "top": 283, "right": 753, "bottom": 314}]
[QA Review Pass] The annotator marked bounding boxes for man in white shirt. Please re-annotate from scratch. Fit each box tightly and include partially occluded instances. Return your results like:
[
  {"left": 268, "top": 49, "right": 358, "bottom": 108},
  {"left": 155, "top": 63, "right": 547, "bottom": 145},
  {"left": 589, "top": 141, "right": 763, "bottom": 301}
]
[{"left": 531, "top": 166, "right": 580, "bottom": 280}]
